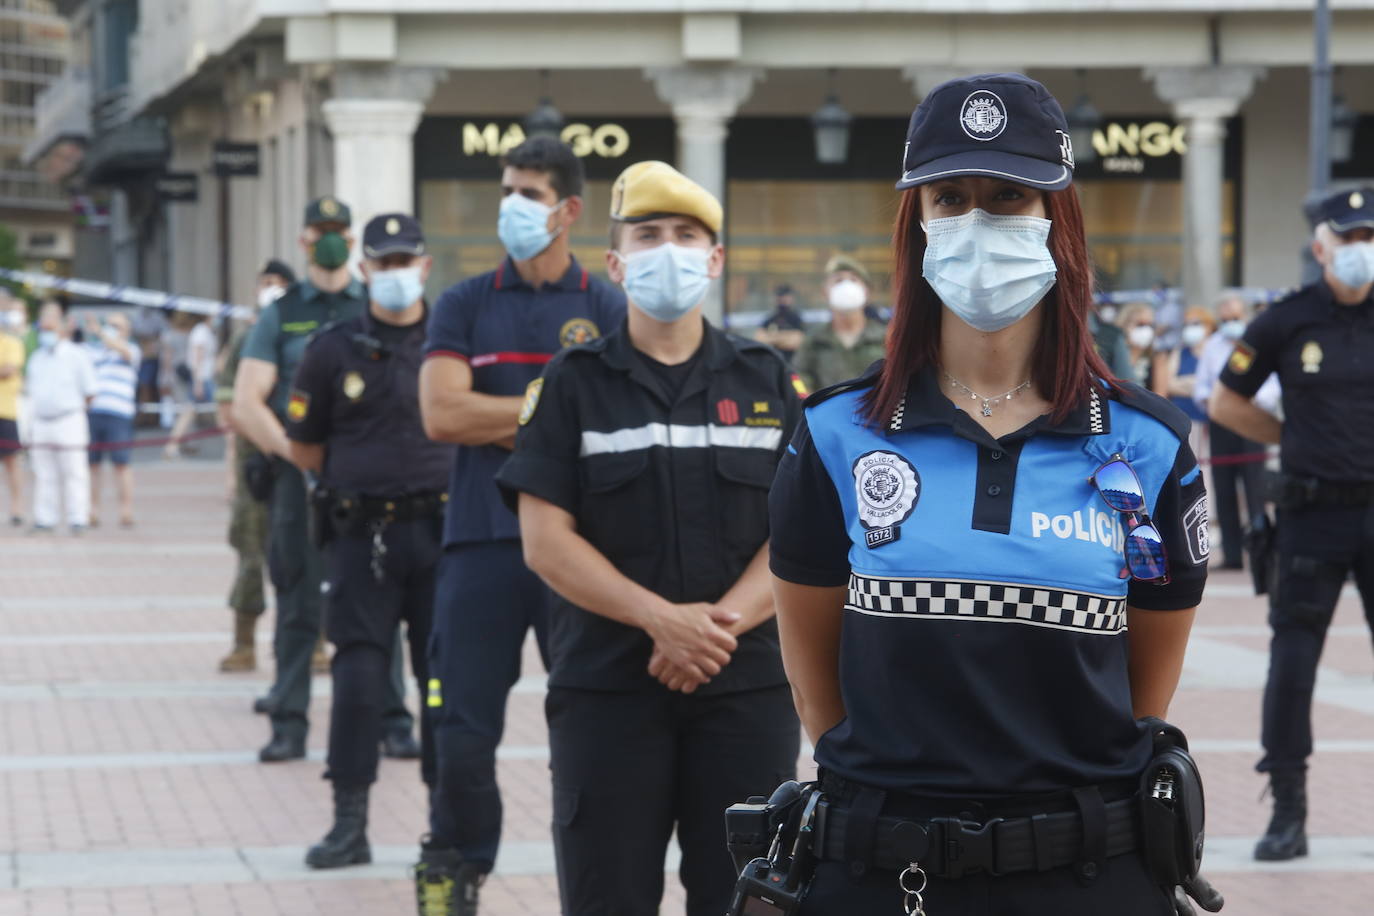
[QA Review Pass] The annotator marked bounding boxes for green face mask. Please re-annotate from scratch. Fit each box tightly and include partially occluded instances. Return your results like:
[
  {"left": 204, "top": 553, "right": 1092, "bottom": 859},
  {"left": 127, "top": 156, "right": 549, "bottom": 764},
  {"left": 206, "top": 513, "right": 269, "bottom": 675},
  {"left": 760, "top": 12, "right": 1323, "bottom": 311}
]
[{"left": 311, "top": 231, "right": 350, "bottom": 269}]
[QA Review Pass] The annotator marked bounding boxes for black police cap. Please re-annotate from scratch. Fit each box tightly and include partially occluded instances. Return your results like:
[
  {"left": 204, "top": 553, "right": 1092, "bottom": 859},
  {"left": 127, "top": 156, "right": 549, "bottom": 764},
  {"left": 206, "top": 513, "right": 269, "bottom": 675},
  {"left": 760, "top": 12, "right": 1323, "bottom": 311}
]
[
  {"left": 897, "top": 73, "right": 1075, "bottom": 192},
  {"left": 261, "top": 259, "right": 295, "bottom": 284},
  {"left": 1311, "top": 187, "right": 1374, "bottom": 233},
  {"left": 362, "top": 213, "right": 426, "bottom": 258}
]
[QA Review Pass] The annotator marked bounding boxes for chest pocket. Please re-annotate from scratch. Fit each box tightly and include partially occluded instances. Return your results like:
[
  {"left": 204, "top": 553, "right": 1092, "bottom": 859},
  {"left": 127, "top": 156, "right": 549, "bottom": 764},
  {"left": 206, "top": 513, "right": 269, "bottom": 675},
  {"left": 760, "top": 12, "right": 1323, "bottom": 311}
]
[
  {"left": 714, "top": 449, "right": 776, "bottom": 556},
  {"left": 578, "top": 451, "right": 653, "bottom": 559}
]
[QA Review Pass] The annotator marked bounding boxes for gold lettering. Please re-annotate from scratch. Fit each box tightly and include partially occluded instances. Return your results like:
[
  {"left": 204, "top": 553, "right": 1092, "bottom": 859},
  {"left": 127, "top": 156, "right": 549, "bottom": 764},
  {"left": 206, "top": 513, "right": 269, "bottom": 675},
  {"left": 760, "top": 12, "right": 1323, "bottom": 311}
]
[
  {"left": 1138, "top": 121, "right": 1173, "bottom": 157},
  {"left": 1173, "top": 124, "right": 1188, "bottom": 155},
  {"left": 463, "top": 122, "right": 501, "bottom": 156},
  {"left": 498, "top": 124, "right": 527, "bottom": 155},
  {"left": 561, "top": 123, "right": 594, "bottom": 157},
  {"left": 592, "top": 123, "right": 630, "bottom": 158},
  {"left": 1105, "top": 123, "right": 1139, "bottom": 157}
]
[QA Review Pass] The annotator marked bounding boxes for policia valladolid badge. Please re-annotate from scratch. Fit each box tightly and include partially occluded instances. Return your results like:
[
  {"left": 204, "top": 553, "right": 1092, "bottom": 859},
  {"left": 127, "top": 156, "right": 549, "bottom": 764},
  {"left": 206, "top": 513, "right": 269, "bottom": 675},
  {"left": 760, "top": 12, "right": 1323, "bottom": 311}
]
[{"left": 853, "top": 450, "right": 920, "bottom": 548}]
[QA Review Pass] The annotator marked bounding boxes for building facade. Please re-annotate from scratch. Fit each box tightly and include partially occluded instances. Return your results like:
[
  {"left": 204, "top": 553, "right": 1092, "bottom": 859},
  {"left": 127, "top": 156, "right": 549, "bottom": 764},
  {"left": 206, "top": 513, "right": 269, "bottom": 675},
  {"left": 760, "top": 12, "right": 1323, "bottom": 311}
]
[{"left": 24, "top": 1, "right": 1374, "bottom": 320}]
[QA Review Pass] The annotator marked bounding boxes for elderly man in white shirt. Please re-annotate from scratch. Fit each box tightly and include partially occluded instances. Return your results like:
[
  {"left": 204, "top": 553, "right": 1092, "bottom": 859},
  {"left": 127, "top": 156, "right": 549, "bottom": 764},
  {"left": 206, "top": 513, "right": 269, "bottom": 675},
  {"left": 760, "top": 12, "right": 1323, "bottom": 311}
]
[{"left": 26, "top": 302, "right": 97, "bottom": 533}]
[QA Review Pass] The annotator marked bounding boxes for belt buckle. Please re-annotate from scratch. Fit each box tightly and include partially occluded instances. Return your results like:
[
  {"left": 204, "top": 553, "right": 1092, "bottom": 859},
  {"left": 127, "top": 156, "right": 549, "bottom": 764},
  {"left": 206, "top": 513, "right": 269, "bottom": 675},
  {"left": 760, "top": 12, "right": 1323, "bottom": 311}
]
[{"left": 931, "top": 817, "right": 1004, "bottom": 878}]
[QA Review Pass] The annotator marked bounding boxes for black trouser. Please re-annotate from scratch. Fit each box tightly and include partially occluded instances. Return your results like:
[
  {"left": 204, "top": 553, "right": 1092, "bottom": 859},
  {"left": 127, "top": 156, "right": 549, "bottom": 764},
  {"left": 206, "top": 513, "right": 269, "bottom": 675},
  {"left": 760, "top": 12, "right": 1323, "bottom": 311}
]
[
  {"left": 266, "top": 465, "right": 411, "bottom": 740},
  {"left": 1259, "top": 502, "right": 1374, "bottom": 773},
  {"left": 322, "top": 516, "right": 439, "bottom": 788},
  {"left": 546, "top": 683, "right": 799, "bottom": 916},
  {"left": 1208, "top": 421, "right": 1268, "bottom": 566}
]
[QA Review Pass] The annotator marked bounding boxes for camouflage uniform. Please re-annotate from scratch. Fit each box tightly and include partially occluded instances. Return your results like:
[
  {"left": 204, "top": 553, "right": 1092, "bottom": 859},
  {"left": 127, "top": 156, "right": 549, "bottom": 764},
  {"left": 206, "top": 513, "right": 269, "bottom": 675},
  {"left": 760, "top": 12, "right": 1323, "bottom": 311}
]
[{"left": 793, "top": 319, "right": 889, "bottom": 391}]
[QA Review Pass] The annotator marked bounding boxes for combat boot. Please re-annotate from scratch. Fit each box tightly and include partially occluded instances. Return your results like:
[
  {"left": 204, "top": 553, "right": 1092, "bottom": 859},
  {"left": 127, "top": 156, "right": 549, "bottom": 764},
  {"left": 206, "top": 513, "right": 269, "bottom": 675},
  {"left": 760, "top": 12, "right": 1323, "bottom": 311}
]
[
  {"left": 1254, "top": 769, "right": 1308, "bottom": 860},
  {"left": 305, "top": 785, "right": 371, "bottom": 868},
  {"left": 218, "top": 613, "right": 257, "bottom": 672},
  {"left": 413, "top": 836, "right": 485, "bottom": 916}
]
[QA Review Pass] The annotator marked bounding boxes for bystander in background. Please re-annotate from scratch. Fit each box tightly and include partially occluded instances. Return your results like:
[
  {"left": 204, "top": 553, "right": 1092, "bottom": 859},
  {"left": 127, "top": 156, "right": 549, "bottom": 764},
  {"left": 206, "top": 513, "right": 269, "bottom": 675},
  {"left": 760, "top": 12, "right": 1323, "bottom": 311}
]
[
  {"left": 84, "top": 311, "right": 140, "bottom": 528},
  {"left": 753, "top": 283, "right": 805, "bottom": 362},
  {"left": 25, "top": 301, "right": 95, "bottom": 534},
  {"left": 793, "top": 254, "right": 887, "bottom": 390},
  {"left": 0, "top": 296, "right": 25, "bottom": 526},
  {"left": 1117, "top": 302, "right": 1157, "bottom": 386}
]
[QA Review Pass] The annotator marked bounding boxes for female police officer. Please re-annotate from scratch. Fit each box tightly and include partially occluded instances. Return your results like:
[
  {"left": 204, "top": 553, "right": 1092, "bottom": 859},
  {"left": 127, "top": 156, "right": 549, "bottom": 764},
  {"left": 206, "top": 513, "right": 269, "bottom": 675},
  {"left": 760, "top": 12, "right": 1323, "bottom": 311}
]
[{"left": 768, "top": 74, "right": 1221, "bottom": 914}]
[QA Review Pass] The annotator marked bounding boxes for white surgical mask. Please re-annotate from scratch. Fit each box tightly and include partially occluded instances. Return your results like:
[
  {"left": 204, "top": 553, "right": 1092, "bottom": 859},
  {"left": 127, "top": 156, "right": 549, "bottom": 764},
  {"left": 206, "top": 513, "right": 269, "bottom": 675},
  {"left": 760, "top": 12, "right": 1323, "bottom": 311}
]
[
  {"left": 827, "top": 279, "right": 867, "bottom": 312},
  {"left": 369, "top": 265, "right": 425, "bottom": 312},
  {"left": 616, "top": 243, "right": 712, "bottom": 323},
  {"left": 1331, "top": 241, "right": 1374, "bottom": 289},
  {"left": 1128, "top": 325, "right": 1155, "bottom": 350},
  {"left": 922, "top": 208, "right": 1057, "bottom": 333},
  {"left": 1098, "top": 304, "right": 1119, "bottom": 325},
  {"left": 257, "top": 286, "right": 286, "bottom": 309},
  {"left": 1181, "top": 323, "right": 1207, "bottom": 348},
  {"left": 1220, "top": 319, "right": 1246, "bottom": 340},
  {"left": 498, "top": 193, "right": 563, "bottom": 262},
  {"left": 38, "top": 329, "right": 58, "bottom": 349}
]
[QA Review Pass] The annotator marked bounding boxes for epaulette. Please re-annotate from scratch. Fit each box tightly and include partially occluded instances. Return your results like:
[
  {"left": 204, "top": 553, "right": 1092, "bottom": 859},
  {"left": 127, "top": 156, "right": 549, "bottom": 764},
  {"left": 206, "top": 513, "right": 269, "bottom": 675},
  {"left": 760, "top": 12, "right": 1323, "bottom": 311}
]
[
  {"left": 1108, "top": 380, "right": 1191, "bottom": 441},
  {"left": 305, "top": 319, "right": 349, "bottom": 345},
  {"left": 804, "top": 369, "right": 880, "bottom": 409}
]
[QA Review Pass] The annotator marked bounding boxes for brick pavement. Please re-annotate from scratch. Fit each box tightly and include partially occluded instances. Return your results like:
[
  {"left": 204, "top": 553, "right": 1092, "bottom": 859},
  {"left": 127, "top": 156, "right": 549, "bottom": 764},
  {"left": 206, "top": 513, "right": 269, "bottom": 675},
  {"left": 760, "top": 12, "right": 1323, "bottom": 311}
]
[{"left": 0, "top": 457, "right": 1372, "bottom": 914}]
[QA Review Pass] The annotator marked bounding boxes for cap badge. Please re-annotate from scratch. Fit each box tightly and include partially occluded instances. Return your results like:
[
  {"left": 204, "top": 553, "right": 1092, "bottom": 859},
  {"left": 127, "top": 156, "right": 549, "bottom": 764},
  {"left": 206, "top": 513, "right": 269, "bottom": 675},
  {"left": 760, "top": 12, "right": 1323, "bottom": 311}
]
[
  {"left": 1351, "top": 191, "right": 1365, "bottom": 210},
  {"left": 1057, "top": 130, "right": 1075, "bottom": 168},
  {"left": 320, "top": 198, "right": 339, "bottom": 217},
  {"left": 385, "top": 218, "right": 400, "bottom": 235},
  {"left": 960, "top": 91, "right": 1007, "bottom": 142}
]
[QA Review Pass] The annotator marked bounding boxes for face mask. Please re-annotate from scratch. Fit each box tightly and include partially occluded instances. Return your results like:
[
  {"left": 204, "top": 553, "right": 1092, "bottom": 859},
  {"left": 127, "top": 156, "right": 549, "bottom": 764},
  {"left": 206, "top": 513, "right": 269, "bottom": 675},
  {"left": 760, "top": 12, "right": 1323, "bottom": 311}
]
[
  {"left": 1181, "top": 323, "right": 1207, "bottom": 348},
  {"left": 257, "top": 286, "right": 286, "bottom": 309},
  {"left": 498, "top": 194, "right": 563, "bottom": 261},
  {"left": 1128, "top": 325, "right": 1155, "bottom": 350},
  {"left": 369, "top": 265, "right": 425, "bottom": 312},
  {"left": 3, "top": 311, "right": 22, "bottom": 330},
  {"left": 1331, "top": 241, "right": 1374, "bottom": 289},
  {"left": 1098, "top": 305, "right": 1119, "bottom": 325},
  {"left": 311, "top": 231, "right": 350, "bottom": 270},
  {"left": 38, "top": 330, "right": 57, "bottom": 349},
  {"left": 1220, "top": 319, "right": 1246, "bottom": 340},
  {"left": 827, "top": 279, "right": 867, "bottom": 312},
  {"left": 922, "top": 208, "right": 1057, "bottom": 333},
  {"left": 616, "top": 243, "right": 712, "bottom": 323}
]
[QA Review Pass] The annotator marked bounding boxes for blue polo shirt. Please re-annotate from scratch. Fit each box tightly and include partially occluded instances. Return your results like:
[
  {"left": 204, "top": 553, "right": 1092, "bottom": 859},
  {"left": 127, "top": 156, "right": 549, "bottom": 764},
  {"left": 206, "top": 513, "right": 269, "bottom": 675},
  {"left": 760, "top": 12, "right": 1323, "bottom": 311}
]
[
  {"left": 425, "top": 256, "right": 626, "bottom": 546},
  {"left": 770, "top": 367, "right": 1208, "bottom": 798}
]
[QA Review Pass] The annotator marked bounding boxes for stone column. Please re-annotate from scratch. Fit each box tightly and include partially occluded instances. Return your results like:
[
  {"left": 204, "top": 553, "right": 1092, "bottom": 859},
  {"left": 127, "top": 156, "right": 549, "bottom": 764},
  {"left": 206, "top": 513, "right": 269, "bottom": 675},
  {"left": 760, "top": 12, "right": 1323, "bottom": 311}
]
[
  {"left": 647, "top": 66, "right": 760, "bottom": 324},
  {"left": 321, "top": 65, "right": 444, "bottom": 255},
  {"left": 1149, "top": 67, "right": 1263, "bottom": 308}
]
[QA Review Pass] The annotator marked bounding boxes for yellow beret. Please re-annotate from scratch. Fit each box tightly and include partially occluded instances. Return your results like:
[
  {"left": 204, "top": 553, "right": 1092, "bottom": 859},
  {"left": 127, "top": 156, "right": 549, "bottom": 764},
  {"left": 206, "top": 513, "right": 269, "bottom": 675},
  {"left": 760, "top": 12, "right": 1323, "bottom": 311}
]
[
  {"left": 610, "top": 161, "right": 722, "bottom": 235},
  {"left": 824, "top": 253, "right": 870, "bottom": 285}
]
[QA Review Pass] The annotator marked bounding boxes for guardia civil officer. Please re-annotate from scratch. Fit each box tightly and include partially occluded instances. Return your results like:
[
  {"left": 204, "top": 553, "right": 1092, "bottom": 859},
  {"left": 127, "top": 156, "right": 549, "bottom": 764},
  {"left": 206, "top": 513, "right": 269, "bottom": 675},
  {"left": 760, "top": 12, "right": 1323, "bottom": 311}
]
[
  {"left": 285, "top": 214, "right": 454, "bottom": 870},
  {"left": 234, "top": 198, "right": 415, "bottom": 762},
  {"left": 415, "top": 137, "right": 625, "bottom": 912},
  {"left": 495, "top": 161, "right": 802, "bottom": 916},
  {"left": 1211, "top": 187, "right": 1374, "bottom": 862},
  {"left": 770, "top": 74, "right": 1222, "bottom": 914}
]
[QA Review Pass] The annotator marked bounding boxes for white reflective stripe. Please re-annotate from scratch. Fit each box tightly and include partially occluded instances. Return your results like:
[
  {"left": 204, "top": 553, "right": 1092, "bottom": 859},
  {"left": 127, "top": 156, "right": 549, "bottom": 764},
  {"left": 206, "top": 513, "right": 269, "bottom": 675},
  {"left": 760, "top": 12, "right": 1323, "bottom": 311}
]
[{"left": 579, "top": 423, "right": 781, "bottom": 457}]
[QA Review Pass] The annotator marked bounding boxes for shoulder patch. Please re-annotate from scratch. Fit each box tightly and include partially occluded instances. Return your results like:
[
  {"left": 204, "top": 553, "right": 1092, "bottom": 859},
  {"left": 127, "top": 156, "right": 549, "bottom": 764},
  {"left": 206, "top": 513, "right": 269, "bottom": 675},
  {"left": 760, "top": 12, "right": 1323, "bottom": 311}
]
[
  {"left": 1108, "top": 381, "right": 1191, "bottom": 442},
  {"left": 286, "top": 390, "right": 310, "bottom": 422},
  {"left": 518, "top": 378, "right": 543, "bottom": 426},
  {"left": 1227, "top": 341, "right": 1256, "bottom": 375}
]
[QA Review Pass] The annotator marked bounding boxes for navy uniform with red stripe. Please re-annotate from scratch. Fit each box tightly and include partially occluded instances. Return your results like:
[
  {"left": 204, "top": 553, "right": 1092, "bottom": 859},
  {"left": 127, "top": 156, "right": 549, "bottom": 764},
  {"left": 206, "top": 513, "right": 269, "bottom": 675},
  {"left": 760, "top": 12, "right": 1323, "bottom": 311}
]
[{"left": 422, "top": 255, "right": 624, "bottom": 875}]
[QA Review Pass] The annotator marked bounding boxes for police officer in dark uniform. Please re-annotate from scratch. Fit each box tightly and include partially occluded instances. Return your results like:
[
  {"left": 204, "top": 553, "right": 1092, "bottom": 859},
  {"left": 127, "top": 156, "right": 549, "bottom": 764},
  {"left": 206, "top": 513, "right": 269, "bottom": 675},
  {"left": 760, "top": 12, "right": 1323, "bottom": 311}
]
[
  {"left": 285, "top": 213, "right": 453, "bottom": 869},
  {"left": 1211, "top": 186, "right": 1374, "bottom": 862},
  {"left": 234, "top": 198, "right": 415, "bottom": 762},
  {"left": 496, "top": 161, "right": 801, "bottom": 916}
]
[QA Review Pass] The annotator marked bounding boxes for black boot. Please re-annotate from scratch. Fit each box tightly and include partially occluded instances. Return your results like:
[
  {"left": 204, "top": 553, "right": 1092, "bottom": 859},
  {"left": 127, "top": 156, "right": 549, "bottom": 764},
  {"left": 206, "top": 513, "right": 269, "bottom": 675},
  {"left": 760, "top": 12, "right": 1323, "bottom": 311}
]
[
  {"left": 1254, "top": 769, "right": 1308, "bottom": 861},
  {"left": 305, "top": 785, "right": 371, "bottom": 868},
  {"left": 413, "top": 836, "right": 485, "bottom": 916}
]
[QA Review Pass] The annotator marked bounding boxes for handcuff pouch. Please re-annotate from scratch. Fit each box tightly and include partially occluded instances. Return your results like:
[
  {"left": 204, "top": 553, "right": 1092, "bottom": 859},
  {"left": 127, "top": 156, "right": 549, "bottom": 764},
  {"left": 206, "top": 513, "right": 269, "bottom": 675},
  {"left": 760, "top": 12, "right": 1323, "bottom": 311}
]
[{"left": 1137, "top": 717, "right": 1206, "bottom": 887}]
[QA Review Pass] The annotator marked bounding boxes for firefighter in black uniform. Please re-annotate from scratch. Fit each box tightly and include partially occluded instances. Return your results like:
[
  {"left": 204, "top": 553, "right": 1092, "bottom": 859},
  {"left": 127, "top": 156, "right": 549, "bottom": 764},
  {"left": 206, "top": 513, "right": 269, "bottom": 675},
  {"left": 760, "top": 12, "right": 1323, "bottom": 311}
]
[
  {"left": 495, "top": 161, "right": 803, "bottom": 915},
  {"left": 1211, "top": 186, "right": 1374, "bottom": 862},
  {"left": 285, "top": 213, "right": 454, "bottom": 870}
]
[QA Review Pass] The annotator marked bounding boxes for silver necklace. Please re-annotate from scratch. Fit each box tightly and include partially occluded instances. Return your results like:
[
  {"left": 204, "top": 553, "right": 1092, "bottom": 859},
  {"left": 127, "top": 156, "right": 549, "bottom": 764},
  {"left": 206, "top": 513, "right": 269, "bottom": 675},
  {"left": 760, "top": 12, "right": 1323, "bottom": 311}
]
[{"left": 942, "top": 372, "right": 1032, "bottom": 417}]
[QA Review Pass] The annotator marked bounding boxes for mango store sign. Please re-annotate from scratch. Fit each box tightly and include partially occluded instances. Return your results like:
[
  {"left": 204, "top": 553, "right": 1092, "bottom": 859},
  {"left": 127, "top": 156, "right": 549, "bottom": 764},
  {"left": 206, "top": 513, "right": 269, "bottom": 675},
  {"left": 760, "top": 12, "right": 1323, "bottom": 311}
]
[
  {"left": 462, "top": 121, "right": 631, "bottom": 159},
  {"left": 1092, "top": 121, "right": 1187, "bottom": 174}
]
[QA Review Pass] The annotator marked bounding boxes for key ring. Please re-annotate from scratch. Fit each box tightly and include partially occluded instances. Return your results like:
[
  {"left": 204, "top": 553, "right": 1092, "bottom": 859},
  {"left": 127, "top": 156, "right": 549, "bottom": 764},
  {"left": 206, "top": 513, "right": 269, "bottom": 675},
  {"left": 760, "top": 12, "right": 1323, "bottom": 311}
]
[{"left": 899, "top": 862, "right": 928, "bottom": 916}]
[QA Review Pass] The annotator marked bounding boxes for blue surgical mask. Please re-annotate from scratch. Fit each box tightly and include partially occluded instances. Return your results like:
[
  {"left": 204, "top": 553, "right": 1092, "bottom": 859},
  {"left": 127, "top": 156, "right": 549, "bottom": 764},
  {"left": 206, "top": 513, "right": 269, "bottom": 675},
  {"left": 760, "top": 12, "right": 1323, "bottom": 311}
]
[
  {"left": 38, "top": 330, "right": 58, "bottom": 349},
  {"left": 1332, "top": 240, "right": 1374, "bottom": 289},
  {"left": 921, "top": 208, "right": 1057, "bottom": 333},
  {"left": 616, "top": 243, "right": 712, "bottom": 323},
  {"left": 498, "top": 193, "right": 563, "bottom": 261},
  {"left": 1220, "top": 319, "right": 1246, "bottom": 341},
  {"left": 369, "top": 265, "right": 425, "bottom": 312}
]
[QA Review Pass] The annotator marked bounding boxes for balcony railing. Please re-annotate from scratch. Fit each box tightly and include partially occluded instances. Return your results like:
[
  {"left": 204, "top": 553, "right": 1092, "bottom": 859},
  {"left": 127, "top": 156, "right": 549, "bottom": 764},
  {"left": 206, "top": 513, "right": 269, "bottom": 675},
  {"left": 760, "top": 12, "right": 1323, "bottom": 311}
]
[
  {"left": 24, "top": 65, "right": 90, "bottom": 163},
  {"left": 0, "top": 167, "right": 67, "bottom": 210}
]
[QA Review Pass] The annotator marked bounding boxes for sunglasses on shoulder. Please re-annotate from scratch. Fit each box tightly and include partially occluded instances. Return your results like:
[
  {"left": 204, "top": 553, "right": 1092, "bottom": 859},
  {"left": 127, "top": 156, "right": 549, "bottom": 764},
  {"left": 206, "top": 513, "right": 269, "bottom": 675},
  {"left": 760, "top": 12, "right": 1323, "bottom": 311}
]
[{"left": 1089, "top": 454, "right": 1170, "bottom": 584}]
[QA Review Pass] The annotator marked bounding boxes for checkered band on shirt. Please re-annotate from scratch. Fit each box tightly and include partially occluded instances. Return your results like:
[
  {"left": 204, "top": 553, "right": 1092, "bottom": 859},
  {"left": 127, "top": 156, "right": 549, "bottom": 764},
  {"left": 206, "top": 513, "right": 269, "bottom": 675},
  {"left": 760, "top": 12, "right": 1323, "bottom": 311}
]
[{"left": 847, "top": 574, "right": 1127, "bottom": 634}]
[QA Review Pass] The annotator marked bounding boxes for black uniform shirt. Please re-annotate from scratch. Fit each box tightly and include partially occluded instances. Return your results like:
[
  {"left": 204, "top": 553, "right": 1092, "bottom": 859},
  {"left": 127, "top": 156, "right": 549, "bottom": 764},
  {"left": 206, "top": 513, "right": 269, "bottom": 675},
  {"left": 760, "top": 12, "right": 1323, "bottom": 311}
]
[
  {"left": 1219, "top": 282, "right": 1374, "bottom": 481},
  {"left": 286, "top": 308, "right": 454, "bottom": 496},
  {"left": 496, "top": 320, "right": 804, "bottom": 695}
]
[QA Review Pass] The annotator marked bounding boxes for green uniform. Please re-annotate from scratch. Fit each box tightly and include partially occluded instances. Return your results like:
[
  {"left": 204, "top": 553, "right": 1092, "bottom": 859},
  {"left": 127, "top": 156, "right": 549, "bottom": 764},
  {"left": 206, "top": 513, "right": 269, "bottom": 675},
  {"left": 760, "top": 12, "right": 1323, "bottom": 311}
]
[
  {"left": 793, "top": 318, "right": 888, "bottom": 391},
  {"left": 218, "top": 323, "right": 269, "bottom": 617},
  {"left": 241, "top": 278, "right": 367, "bottom": 740}
]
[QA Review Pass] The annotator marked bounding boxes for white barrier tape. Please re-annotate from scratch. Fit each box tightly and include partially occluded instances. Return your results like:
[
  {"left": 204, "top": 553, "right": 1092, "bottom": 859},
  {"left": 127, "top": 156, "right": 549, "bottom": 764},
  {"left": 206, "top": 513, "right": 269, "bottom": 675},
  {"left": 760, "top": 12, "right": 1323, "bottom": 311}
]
[
  {"left": 0, "top": 268, "right": 254, "bottom": 321},
  {"left": 137, "top": 401, "right": 220, "bottom": 415}
]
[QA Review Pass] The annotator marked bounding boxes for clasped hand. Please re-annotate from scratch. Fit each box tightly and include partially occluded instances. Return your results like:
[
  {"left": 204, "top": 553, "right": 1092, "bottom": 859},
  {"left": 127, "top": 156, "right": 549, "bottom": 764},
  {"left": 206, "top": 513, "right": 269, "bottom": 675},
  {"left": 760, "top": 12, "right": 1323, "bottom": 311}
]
[{"left": 645, "top": 601, "right": 739, "bottom": 694}]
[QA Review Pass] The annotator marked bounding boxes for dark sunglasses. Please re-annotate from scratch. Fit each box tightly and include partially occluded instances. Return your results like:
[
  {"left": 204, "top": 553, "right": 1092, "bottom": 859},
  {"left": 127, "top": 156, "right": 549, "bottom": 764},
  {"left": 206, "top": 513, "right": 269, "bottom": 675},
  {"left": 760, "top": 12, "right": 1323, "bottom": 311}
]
[{"left": 1089, "top": 454, "right": 1170, "bottom": 584}]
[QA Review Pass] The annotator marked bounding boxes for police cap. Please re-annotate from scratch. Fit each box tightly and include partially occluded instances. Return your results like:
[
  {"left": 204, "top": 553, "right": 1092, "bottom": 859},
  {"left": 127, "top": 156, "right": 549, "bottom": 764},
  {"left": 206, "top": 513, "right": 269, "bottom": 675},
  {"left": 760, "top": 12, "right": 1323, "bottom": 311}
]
[
  {"left": 610, "top": 161, "right": 722, "bottom": 236},
  {"left": 362, "top": 213, "right": 426, "bottom": 258},
  {"left": 896, "top": 72, "right": 1074, "bottom": 193},
  {"left": 1312, "top": 187, "right": 1374, "bottom": 233},
  {"left": 304, "top": 196, "right": 352, "bottom": 227}
]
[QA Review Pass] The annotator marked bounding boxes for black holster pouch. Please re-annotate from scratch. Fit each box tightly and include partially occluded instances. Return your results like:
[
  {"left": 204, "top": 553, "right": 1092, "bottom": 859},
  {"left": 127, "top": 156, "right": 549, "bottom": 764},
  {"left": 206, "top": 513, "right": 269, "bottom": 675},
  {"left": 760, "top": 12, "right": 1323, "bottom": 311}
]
[
  {"left": 242, "top": 453, "right": 279, "bottom": 503},
  {"left": 1138, "top": 717, "right": 1206, "bottom": 887},
  {"left": 1245, "top": 511, "right": 1277, "bottom": 596},
  {"left": 309, "top": 486, "right": 337, "bottom": 548}
]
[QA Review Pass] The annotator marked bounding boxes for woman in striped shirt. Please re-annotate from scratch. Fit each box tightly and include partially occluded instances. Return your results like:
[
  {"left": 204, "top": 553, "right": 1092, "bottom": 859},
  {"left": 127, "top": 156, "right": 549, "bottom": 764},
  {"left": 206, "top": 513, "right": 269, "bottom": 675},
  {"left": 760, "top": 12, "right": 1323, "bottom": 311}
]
[{"left": 85, "top": 311, "right": 140, "bottom": 527}]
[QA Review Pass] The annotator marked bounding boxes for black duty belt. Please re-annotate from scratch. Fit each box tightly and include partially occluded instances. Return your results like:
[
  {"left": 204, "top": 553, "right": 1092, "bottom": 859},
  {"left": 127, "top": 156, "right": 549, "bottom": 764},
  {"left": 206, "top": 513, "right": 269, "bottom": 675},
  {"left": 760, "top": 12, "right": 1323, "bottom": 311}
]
[
  {"left": 1277, "top": 475, "right": 1374, "bottom": 509},
  {"left": 813, "top": 796, "right": 1137, "bottom": 878},
  {"left": 333, "top": 490, "right": 448, "bottom": 524}
]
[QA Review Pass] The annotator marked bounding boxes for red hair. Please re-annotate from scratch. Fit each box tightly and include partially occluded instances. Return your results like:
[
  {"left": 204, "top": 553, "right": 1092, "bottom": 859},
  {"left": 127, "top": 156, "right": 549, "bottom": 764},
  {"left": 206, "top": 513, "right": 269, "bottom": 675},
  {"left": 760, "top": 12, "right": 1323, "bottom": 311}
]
[{"left": 862, "top": 185, "right": 1117, "bottom": 427}]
